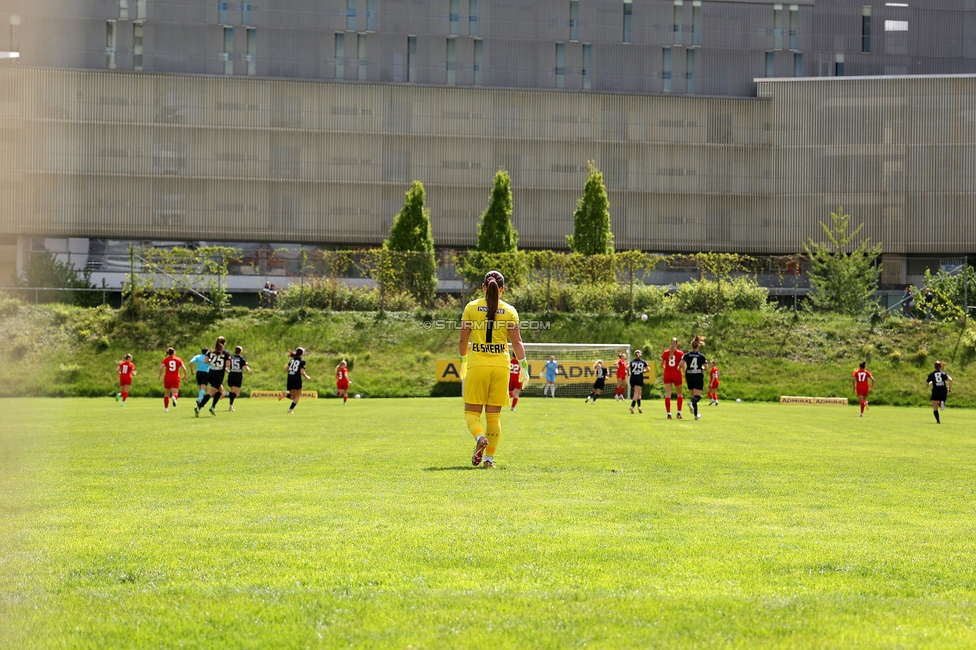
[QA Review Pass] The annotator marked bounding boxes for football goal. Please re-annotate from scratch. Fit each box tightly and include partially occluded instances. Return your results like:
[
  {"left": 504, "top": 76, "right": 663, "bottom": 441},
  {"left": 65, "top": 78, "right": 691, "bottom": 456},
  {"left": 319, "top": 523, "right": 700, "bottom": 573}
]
[{"left": 516, "top": 343, "right": 632, "bottom": 399}]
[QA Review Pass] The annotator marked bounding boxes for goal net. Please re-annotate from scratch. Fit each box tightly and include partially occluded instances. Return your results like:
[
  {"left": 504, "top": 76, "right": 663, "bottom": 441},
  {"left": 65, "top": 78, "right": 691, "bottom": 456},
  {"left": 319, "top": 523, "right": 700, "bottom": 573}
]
[{"left": 515, "top": 343, "right": 632, "bottom": 399}]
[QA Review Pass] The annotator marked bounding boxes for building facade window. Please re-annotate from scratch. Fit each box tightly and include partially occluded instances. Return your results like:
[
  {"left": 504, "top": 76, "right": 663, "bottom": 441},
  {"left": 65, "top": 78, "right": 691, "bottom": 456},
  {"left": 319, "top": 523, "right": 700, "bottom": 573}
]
[
  {"left": 793, "top": 51, "right": 803, "bottom": 77},
  {"left": 367, "top": 0, "right": 377, "bottom": 31},
  {"left": 582, "top": 42, "right": 591, "bottom": 89},
  {"left": 570, "top": 0, "right": 579, "bottom": 41},
  {"left": 358, "top": 32, "right": 367, "bottom": 80},
  {"left": 119, "top": 0, "right": 129, "bottom": 20},
  {"left": 133, "top": 22, "right": 143, "bottom": 71},
  {"left": 789, "top": 4, "right": 799, "bottom": 49},
  {"left": 242, "top": 3, "right": 252, "bottom": 26},
  {"left": 555, "top": 41, "right": 565, "bottom": 88},
  {"left": 446, "top": 37, "right": 456, "bottom": 84},
  {"left": 450, "top": 0, "right": 459, "bottom": 36},
  {"left": 136, "top": 0, "right": 146, "bottom": 20},
  {"left": 765, "top": 50, "right": 774, "bottom": 77},
  {"left": 347, "top": 0, "right": 356, "bottom": 31},
  {"left": 662, "top": 46, "right": 672, "bottom": 92},
  {"left": 834, "top": 52, "right": 844, "bottom": 76},
  {"left": 106, "top": 21, "right": 117, "bottom": 69},
  {"left": 407, "top": 35, "right": 417, "bottom": 82},
  {"left": 246, "top": 27, "right": 256, "bottom": 75},
  {"left": 223, "top": 26, "right": 234, "bottom": 74},
  {"left": 686, "top": 48, "right": 695, "bottom": 93},
  {"left": 862, "top": 6, "right": 871, "bottom": 52},
  {"left": 469, "top": 0, "right": 479, "bottom": 36},
  {"left": 774, "top": 4, "right": 784, "bottom": 50},
  {"left": 473, "top": 37, "right": 483, "bottom": 85},
  {"left": 623, "top": 0, "right": 633, "bottom": 44},
  {"left": 673, "top": 0, "right": 683, "bottom": 46},
  {"left": 335, "top": 32, "right": 345, "bottom": 79},
  {"left": 692, "top": 0, "right": 702, "bottom": 46},
  {"left": 218, "top": 1, "right": 228, "bottom": 24}
]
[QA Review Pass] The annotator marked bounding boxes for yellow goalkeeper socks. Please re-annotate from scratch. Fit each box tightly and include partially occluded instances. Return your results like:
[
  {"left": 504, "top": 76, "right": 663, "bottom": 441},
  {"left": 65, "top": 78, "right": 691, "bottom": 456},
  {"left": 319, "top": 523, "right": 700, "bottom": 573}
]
[
  {"left": 465, "top": 410, "right": 484, "bottom": 440},
  {"left": 485, "top": 413, "right": 501, "bottom": 456}
]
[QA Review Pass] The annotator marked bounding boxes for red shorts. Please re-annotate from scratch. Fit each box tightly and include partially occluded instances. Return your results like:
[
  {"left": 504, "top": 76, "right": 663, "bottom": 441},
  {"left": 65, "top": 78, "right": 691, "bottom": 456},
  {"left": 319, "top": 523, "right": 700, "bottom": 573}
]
[
  {"left": 856, "top": 389, "right": 870, "bottom": 398},
  {"left": 709, "top": 380, "right": 719, "bottom": 389},
  {"left": 119, "top": 380, "right": 131, "bottom": 388},
  {"left": 663, "top": 372, "right": 683, "bottom": 385},
  {"left": 336, "top": 379, "right": 349, "bottom": 391},
  {"left": 509, "top": 377, "right": 522, "bottom": 392},
  {"left": 164, "top": 378, "right": 181, "bottom": 390}
]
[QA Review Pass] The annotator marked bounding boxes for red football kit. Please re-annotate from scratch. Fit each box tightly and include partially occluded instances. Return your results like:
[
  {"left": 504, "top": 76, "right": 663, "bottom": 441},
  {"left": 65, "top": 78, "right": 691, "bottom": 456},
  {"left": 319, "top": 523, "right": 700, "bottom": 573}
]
[
  {"left": 118, "top": 361, "right": 135, "bottom": 386},
  {"left": 162, "top": 355, "right": 185, "bottom": 390},
  {"left": 662, "top": 349, "right": 684, "bottom": 384},
  {"left": 853, "top": 369, "right": 873, "bottom": 396},
  {"left": 336, "top": 367, "right": 349, "bottom": 390},
  {"left": 508, "top": 359, "right": 522, "bottom": 392},
  {"left": 615, "top": 359, "right": 627, "bottom": 379},
  {"left": 709, "top": 366, "right": 720, "bottom": 389}
]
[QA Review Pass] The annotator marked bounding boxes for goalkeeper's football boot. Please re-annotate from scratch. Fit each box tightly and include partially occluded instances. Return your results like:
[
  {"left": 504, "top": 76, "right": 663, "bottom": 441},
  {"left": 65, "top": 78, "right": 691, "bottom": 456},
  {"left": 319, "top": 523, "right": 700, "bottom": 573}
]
[
  {"left": 472, "top": 435, "right": 488, "bottom": 466},
  {"left": 483, "top": 459, "right": 495, "bottom": 469}
]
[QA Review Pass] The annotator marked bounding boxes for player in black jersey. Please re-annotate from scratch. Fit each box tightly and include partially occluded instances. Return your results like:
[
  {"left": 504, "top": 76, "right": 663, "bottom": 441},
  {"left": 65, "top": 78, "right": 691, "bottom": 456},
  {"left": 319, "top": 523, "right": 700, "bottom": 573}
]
[
  {"left": 585, "top": 360, "right": 609, "bottom": 403},
  {"left": 226, "top": 346, "right": 251, "bottom": 412},
  {"left": 681, "top": 335, "right": 707, "bottom": 420},
  {"left": 628, "top": 350, "right": 650, "bottom": 414},
  {"left": 195, "top": 336, "right": 231, "bottom": 417},
  {"left": 926, "top": 360, "right": 953, "bottom": 423},
  {"left": 280, "top": 347, "right": 312, "bottom": 414}
]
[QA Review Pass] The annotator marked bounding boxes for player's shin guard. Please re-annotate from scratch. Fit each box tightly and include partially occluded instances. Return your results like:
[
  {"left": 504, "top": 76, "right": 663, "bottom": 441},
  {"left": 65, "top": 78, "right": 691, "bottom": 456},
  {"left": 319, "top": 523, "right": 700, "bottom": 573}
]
[
  {"left": 121, "top": 391, "right": 129, "bottom": 402},
  {"left": 198, "top": 394, "right": 211, "bottom": 408},
  {"left": 465, "top": 411, "right": 484, "bottom": 440},
  {"left": 198, "top": 388, "right": 205, "bottom": 401},
  {"left": 860, "top": 399, "right": 865, "bottom": 414},
  {"left": 691, "top": 395, "right": 700, "bottom": 416},
  {"left": 934, "top": 409, "right": 940, "bottom": 423},
  {"left": 511, "top": 397, "right": 518, "bottom": 408},
  {"left": 164, "top": 396, "right": 170, "bottom": 408},
  {"left": 211, "top": 392, "right": 221, "bottom": 408},
  {"left": 290, "top": 401, "right": 298, "bottom": 411},
  {"left": 677, "top": 396, "right": 683, "bottom": 413},
  {"left": 228, "top": 393, "right": 236, "bottom": 406},
  {"left": 665, "top": 397, "right": 671, "bottom": 414},
  {"left": 485, "top": 413, "right": 501, "bottom": 457}
]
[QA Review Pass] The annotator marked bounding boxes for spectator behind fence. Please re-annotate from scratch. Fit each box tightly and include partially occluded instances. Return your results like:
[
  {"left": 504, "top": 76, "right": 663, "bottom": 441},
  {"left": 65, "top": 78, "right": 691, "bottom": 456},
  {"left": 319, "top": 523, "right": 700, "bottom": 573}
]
[
  {"left": 902, "top": 286, "right": 915, "bottom": 319},
  {"left": 261, "top": 281, "right": 272, "bottom": 308},
  {"left": 269, "top": 283, "right": 278, "bottom": 308}
]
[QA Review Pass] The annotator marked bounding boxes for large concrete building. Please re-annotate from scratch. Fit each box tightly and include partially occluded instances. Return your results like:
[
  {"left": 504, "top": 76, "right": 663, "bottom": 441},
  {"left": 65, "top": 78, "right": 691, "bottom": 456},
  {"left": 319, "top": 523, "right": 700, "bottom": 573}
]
[{"left": 0, "top": 1, "right": 974, "bottom": 288}]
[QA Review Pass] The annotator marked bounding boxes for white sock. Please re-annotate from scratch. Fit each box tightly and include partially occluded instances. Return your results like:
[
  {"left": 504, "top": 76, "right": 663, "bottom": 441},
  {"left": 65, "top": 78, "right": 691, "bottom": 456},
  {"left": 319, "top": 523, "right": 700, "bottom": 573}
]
[{"left": 484, "top": 456, "right": 493, "bottom": 463}]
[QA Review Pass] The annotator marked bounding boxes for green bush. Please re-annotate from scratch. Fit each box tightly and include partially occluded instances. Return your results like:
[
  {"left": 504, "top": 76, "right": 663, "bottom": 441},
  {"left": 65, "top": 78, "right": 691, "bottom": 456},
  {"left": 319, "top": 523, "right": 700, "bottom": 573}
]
[
  {"left": 276, "top": 279, "right": 415, "bottom": 312},
  {"left": 673, "top": 277, "right": 769, "bottom": 314}
]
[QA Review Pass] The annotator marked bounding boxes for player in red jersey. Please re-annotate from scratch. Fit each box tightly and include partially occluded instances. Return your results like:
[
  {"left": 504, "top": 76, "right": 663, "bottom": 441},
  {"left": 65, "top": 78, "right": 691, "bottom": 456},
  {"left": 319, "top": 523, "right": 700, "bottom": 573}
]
[
  {"left": 707, "top": 360, "right": 720, "bottom": 405},
  {"left": 158, "top": 347, "right": 187, "bottom": 412},
  {"left": 852, "top": 361, "right": 875, "bottom": 417},
  {"left": 335, "top": 360, "right": 351, "bottom": 404},
  {"left": 117, "top": 353, "right": 136, "bottom": 406},
  {"left": 661, "top": 337, "right": 684, "bottom": 419},
  {"left": 614, "top": 352, "right": 628, "bottom": 400},
  {"left": 508, "top": 356, "right": 523, "bottom": 411}
]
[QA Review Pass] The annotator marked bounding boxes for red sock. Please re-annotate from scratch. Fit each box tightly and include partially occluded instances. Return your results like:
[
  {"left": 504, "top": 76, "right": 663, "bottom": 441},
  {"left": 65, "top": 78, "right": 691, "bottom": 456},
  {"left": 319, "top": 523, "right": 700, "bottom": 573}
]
[
  {"left": 677, "top": 396, "right": 683, "bottom": 412},
  {"left": 173, "top": 391, "right": 179, "bottom": 399},
  {"left": 122, "top": 391, "right": 129, "bottom": 402},
  {"left": 665, "top": 397, "right": 671, "bottom": 413},
  {"left": 343, "top": 395, "right": 347, "bottom": 403},
  {"left": 860, "top": 400, "right": 865, "bottom": 414},
  {"left": 512, "top": 397, "right": 518, "bottom": 407},
  {"left": 164, "top": 396, "right": 169, "bottom": 408}
]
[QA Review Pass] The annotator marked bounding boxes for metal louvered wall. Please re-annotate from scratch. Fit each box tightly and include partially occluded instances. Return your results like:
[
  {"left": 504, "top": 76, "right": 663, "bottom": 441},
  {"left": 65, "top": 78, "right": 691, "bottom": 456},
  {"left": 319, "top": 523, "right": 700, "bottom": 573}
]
[{"left": 0, "top": 66, "right": 974, "bottom": 255}]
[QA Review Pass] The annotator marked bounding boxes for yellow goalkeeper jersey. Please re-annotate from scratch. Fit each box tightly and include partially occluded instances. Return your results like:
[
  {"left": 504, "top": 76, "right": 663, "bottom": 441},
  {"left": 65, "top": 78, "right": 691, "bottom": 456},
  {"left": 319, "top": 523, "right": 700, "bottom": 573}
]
[{"left": 461, "top": 297, "right": 520, "bottom": 369}]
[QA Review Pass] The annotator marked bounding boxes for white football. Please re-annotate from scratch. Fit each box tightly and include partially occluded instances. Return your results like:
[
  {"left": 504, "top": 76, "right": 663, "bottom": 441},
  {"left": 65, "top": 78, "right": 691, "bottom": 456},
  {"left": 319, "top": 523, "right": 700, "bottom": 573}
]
[
  {"left": 640, "top": 313, "right": 648, "bottom": 321},
  {"left": 736, "top": 398, "right": 742, "bottom": 403},
  {"left": 354, "top": 394, "right": 361, "bottom": 399}
]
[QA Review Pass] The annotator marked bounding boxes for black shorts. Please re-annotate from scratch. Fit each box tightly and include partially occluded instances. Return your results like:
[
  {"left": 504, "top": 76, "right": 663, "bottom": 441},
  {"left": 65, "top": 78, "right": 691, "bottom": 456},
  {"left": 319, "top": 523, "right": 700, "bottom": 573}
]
[
  {"left": 287, "top": 376, "right": 303, "bottom": 392},
  {"left": 629, "top": 376, "right": 643, "bottom": 387},
  {"left": 196, "top": 370, "right": 209, "bottom": 386},
  {"left": 593, "top": 378, "right": 606, "bottom": 390},
  {"left": 931, "top": 388, "right": 947, "bottom": 403},
  {"left": 208, "top": 371, "right": 225, "bottom": 389},
  {"left": 686, "top": 374, "right": 705, "bottom": 391},
  {"left": 227, "top": 373, "right": 243, "bottom": 389}
]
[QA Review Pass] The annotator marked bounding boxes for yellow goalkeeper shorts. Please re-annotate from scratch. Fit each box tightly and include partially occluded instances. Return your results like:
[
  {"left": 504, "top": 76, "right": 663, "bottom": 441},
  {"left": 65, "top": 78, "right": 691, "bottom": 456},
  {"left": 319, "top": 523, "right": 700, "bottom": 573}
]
[{"left": 463, "top": 365, "right": 510, "bottom": 407}]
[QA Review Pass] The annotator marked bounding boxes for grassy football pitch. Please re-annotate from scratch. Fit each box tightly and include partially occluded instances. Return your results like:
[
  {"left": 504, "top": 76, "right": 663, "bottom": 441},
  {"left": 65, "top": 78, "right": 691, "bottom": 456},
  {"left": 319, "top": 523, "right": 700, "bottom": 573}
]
[{"left": 2, "top": 396, "right": 975, "bottom": 648}]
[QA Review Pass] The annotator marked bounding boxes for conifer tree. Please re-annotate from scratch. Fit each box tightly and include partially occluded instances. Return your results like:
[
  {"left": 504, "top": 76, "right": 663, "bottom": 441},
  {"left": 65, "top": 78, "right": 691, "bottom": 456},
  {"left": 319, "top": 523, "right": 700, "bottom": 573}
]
[
  {"left": 567, "top": 162, "right": 614, "bottom": 255},
  {"left": 384, "top": 181, "right": 437, "bottom": 305}
]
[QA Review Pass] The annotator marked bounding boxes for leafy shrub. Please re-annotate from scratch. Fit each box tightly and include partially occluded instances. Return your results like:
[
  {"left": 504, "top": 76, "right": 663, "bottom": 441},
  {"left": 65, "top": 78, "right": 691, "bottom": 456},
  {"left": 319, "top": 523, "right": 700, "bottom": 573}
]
[
  {"left": 276, "top": 279, "right": 415, "bottom": 312},
  {"left": 673, "top": 277, "right": 769, "bottom": 314}
]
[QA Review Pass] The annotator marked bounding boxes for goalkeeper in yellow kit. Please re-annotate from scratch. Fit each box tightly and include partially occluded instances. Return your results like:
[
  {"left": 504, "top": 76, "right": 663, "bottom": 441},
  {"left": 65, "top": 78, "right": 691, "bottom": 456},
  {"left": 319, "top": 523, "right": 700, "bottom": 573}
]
[{"left": 458, "top": 270, "right": 527, "bottom": 468}]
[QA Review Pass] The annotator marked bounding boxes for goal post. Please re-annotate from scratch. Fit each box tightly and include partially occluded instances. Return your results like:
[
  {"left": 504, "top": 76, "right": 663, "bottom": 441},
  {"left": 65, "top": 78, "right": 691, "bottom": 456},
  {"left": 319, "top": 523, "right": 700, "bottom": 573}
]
[{"left": 515, "top": 343, "right": 632, "bottom": 399}]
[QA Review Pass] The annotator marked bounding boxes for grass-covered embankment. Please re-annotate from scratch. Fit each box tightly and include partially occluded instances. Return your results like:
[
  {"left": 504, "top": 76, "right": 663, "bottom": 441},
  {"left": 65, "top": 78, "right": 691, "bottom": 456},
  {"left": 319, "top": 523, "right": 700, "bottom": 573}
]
[{"left": 1, "top": 297, "right": 974, "bottom": 406}]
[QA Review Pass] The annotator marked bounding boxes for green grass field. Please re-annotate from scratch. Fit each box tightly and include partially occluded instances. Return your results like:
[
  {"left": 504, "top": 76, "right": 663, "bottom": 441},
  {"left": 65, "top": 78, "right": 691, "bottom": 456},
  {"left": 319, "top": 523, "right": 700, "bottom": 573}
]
[{"left": 2, "top": 396, "right": 975, "bottom": 648}]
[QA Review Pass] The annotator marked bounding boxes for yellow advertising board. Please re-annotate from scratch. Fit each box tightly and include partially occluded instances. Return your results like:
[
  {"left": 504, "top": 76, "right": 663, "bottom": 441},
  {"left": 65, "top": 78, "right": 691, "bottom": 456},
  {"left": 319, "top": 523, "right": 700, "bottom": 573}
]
[
  {"left": 250, "top": 390, "right": 319, "bottom": 399},
  {"left": 435, "top": 360, "right": 652, "bottom": 384},
  {"left": 780, "top": 395, "right": 849, "bottom": 405}
]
